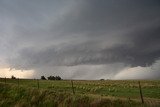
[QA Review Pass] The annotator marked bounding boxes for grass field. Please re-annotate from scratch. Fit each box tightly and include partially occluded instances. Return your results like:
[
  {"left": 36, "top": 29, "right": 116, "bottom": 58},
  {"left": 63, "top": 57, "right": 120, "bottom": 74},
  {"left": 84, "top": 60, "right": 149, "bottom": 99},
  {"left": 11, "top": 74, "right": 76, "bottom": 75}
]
[{"left": 0, "top": 78, "right": 160, "bottom": 107}]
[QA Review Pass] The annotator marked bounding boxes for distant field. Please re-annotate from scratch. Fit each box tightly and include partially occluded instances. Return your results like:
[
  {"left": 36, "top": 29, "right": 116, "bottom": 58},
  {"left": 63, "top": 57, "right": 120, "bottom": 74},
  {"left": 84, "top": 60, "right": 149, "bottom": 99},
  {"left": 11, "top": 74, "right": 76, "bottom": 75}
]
[{"left": 0, "top": 78, "right": 160, "bottom": 107}]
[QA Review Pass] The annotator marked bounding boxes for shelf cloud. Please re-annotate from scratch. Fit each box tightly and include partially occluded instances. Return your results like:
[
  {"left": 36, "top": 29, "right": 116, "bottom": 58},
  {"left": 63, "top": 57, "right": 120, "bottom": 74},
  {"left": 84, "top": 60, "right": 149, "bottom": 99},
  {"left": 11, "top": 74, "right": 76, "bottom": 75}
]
[{"left": 0, "top": 0, "right": 160, "bottom": 79}]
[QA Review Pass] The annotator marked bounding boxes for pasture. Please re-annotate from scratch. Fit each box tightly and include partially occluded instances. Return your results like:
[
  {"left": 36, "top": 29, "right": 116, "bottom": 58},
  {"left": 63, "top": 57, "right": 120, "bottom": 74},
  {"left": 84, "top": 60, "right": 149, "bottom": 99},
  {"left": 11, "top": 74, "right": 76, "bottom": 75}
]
[{"left": 0, "top": 78, "right": 160, "bottom": 107}]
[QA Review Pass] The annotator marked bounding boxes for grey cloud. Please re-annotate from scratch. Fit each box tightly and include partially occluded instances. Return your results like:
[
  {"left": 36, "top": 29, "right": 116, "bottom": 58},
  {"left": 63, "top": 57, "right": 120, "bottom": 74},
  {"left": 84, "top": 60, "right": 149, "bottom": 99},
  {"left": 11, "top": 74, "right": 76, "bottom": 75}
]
[
  {"left": 52, "top": 0, "right": 160, "bottom": 35},
  {"left": 1, "top": 0, "right": 160, "bottom": 79},
  {"left": 8, "top": 20, "right": 160, "bottom": 68}
]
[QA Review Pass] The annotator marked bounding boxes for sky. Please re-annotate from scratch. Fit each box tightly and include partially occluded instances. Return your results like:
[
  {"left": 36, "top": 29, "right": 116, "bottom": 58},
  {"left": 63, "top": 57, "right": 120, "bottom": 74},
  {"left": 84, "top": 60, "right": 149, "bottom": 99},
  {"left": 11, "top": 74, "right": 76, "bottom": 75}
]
[{"left": 0, "top": 0, "right": 160, "bottom": 79}]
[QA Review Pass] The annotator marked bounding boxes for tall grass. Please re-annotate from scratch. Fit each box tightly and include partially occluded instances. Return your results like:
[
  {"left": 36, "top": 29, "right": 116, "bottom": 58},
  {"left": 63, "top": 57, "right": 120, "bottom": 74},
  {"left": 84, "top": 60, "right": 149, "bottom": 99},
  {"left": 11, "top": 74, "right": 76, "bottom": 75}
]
[
  {"left": 0, "top": 79, "right": 160, "bottom": 107},
  {"left": 0, "top": 83, "right": 147, "bottom": 107}
]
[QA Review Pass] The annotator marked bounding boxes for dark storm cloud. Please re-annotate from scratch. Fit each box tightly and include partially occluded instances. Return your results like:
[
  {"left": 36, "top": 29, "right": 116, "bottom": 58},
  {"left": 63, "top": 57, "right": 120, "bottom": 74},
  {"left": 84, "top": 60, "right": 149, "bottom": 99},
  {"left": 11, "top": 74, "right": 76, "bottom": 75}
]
[
  {"left": 52, "top": 0, "right": 160, "bottom": 35},
  {"left": 1, "top": 0, "right": 160, "bottom": 79}
]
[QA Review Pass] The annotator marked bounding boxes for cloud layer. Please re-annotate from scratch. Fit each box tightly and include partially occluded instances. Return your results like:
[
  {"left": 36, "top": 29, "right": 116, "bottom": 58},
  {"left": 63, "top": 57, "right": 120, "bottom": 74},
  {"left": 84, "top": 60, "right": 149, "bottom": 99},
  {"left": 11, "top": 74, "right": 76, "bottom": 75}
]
[{"left": 0, "top": 0, "right": 160, "bottom": 79}]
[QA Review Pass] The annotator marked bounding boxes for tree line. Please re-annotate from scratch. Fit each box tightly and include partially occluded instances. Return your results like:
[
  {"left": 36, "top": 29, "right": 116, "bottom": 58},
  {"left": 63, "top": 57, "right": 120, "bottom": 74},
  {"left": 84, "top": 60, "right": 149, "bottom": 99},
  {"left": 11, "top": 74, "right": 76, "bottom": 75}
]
[
  {"left": 41, "top": 75, "right": 62, "bottom": 80},
  {"left": 10, "top": 75, "right": 62, "bottom": 80}
]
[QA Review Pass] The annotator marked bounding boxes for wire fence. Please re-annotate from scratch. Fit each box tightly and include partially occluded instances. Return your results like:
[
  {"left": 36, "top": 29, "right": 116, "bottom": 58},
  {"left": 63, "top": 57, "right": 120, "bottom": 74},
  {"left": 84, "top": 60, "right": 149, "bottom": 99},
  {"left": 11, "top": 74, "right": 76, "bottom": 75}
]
[{"left": 0, "top": 77, "right": 155, "bottom": 104}]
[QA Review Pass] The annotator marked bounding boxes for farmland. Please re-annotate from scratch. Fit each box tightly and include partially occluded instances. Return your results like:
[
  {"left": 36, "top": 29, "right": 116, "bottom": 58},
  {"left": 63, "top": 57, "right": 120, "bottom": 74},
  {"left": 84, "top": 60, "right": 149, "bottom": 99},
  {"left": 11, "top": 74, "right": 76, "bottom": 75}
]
[{"left": 0, "top": 78, "right": 160, "bottom": 107}]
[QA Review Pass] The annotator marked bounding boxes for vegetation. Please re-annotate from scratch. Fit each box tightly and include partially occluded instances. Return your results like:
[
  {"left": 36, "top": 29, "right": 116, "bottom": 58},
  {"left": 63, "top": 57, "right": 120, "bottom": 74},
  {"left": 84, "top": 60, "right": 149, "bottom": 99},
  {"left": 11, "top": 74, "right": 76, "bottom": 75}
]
[
  {"left": 11, "top": 75, "right": 16, "bottom": 79},
  {"left": 41, "top": 76, "right": 46, "bottom": 80},
  {"left": 0, "top": 78, "right": 160, "bottom": 107},
  {"left": 47, "top": 76, "right": 62, "bottom": 80}
]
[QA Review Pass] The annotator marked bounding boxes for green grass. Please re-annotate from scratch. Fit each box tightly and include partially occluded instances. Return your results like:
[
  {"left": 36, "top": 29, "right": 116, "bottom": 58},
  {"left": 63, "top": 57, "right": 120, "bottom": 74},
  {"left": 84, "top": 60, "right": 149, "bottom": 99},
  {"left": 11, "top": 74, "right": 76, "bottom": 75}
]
[{"left": 0, "top": 78, "right": 160, "bottom": 107}]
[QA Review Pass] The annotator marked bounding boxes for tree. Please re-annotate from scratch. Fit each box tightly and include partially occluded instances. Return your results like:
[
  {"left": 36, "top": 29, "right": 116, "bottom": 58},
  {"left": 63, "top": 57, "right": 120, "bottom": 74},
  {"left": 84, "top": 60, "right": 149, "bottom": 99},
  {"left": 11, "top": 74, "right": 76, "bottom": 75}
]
[
  {"left": 41, "top": 76, "right": 46, "bottom": 80},
  {"left": 47, "top": 76, "right": 55, "bottom": 80},
  {"left": 55, "top": 76, "right": 61, "bottom": 80},
  {"left": 100, "top": 79, "right": 105, "bottom": 81},
  {"left": 11, "top": 75, "right": 16, "bottom": 79},
  {"left": 47, "top": 75, "right": 62, "bottom": 80}
]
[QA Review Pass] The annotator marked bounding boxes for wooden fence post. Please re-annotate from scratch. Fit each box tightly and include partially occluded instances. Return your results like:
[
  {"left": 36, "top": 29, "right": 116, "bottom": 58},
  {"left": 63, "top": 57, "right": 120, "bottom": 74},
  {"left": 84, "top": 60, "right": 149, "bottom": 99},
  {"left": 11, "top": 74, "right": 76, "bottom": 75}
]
[
  {"left": 138, "top": 81, "right": 144, "bottom": 104},
  {"left": 71, "top": 80, "right": 75, "bottom": 95},
  {"left": 37, "top": 79, "right": 39, "bottom": 89},
  {"left": 17, "top": 78, "right": 20, "bottom": 88},
  {"left": 5, "top": 77, "right": 6, "bottom": 85}
]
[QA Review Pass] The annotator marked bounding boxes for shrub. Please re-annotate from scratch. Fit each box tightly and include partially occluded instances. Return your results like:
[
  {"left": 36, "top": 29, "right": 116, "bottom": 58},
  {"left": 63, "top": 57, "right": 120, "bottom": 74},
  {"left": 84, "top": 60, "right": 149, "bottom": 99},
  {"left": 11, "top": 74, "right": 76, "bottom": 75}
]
[
  {"left": 47, "top": 75, "right": 62, "bottom": 80},
  {"left": 41, "top": 76, "right": 46, "bottom": 80},
  {"left": 11, "top": 75, "right": 16, "bottom": 79}
]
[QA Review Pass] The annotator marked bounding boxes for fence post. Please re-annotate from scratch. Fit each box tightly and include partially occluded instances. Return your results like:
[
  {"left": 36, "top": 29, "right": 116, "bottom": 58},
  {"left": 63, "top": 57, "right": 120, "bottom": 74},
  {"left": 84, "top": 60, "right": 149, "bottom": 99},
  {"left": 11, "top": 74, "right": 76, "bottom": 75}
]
[
  {"left": 5, "top": 77, "right": 6, "bottom": 85},
  {"left": 71, "top": 80, "right": 75, "bottom": 95},
  {"left": 37, "top": 79, "right": 39, "bottom": 89},
  {"left": 138, "top": 81, "right": 144, "bottom": 104},
  {"left": 17, "top": 78, "right": 20, "bottom": 88}
]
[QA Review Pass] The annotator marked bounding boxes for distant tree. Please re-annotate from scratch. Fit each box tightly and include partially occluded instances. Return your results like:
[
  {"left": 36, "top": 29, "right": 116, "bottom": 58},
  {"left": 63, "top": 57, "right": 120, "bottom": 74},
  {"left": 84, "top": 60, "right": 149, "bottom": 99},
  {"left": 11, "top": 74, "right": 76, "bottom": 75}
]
[
  {"left": 11, "top": 75, "right": 16, "bottom": 79},
  {"left": 55, "top": 76, "right": 61, "bottom": 80},
  {"left": 48, "top": 76, "right": 55, "bottom": 80},
  {"left": 47, "top": 75, "right": 62, "bottom": 80},
  {"left": 41, "top": 76, "right": 46, "bottom": 80},
  {"left": 47, "top": 76, "right": 50, "bottom": 80}
]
